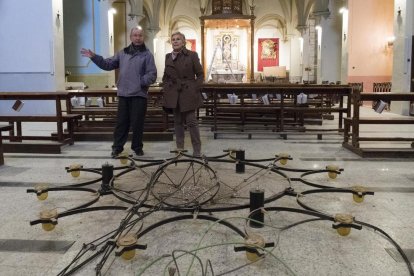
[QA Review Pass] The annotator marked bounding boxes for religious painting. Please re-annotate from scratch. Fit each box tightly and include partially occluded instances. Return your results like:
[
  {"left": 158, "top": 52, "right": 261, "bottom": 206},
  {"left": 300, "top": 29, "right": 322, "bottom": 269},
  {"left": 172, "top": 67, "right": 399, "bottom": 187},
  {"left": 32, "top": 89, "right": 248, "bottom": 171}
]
[
  {"left": 214, "top": 33, "right": 239, "bottom": 63},
  {"left": 258, "top": 38, "right": 279, "bottom": 71},
  {"left": 186, "top": 39, "right": 196, "bottom": 51},
  {"left": 222, "top": 34, "right": 232, "bottom": 61},
  {"left": 261, "top": 39, "right": 277, "bottom": 59}
]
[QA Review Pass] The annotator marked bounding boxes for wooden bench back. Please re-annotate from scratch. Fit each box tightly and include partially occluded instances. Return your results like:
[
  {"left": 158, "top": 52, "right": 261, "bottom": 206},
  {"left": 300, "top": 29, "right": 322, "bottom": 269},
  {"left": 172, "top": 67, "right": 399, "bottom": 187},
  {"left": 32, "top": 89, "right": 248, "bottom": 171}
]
[
  {"left": 373, "top": 82, "right": 391, "bottom": 92},
  {"left": 348, "top": 82, "right": 363, "bottom": 93}
]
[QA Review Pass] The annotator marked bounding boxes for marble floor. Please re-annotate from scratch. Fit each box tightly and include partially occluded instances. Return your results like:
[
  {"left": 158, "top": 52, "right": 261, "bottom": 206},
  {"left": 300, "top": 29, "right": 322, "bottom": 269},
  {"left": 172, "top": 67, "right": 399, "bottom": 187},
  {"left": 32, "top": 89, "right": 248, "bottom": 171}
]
[{"left": 0, "top": 106, "right": 413, "bottom": 276}]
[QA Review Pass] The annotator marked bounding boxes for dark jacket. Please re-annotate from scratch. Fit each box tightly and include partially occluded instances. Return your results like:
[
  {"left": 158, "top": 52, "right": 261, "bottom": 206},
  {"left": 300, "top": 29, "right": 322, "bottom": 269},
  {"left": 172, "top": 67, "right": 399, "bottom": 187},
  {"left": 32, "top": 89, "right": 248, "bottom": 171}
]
[
  {"left": 161, "top": 47, "right": 204, "bottom": 112},
  {"left": 91, "top": 44, "right": 157, "bottom": 98}
]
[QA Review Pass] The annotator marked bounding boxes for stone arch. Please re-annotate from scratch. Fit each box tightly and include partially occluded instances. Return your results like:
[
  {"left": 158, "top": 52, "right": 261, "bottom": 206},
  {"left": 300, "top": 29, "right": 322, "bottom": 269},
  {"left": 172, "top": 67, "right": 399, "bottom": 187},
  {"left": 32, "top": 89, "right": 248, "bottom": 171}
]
[
  {"left": 142, "top": 0, "right": 154, "bottom": 27},
  {"left": 128, "top": 0, "right": 137, "bottom": 16},
  {"left": 164, "top": 0, "right": 179, "bottom": 26},
  {"left": 296, "top": 0, "right": 316, "bottom": 35},
  {"left": 169, "top": 15, "right": 200, "bottom": 39},
  {"left": 256, "top": 14, "right": 288, "bottom": 40}
]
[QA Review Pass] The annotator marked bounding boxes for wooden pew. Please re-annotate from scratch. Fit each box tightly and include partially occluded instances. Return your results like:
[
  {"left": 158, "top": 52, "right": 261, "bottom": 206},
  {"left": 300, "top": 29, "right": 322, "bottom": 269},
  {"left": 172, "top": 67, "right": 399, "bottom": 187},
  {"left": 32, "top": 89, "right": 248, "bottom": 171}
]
[
  {"left": 201, "top": 83, "right": 351, "bottom": 139},
  {"left": 65, "top": 87, "right": 173, "bottom": 141},
  {"left": 0, "top": 92, "right": 82, "bottom": 153},
  {"left": 0, "top": 124, "right": 12, "bottom": 165},
  {"left": 343, "top": 91, "right": 414, "bottom": 157},
  {"left": 373, "top": 82, "right": 392, "bottom": 92},
  {"left": 348, "top": 82, "right": 364, "bottom": 106},
  {"left": 372, "top": 82, "right": 392, "bottom": 109}
]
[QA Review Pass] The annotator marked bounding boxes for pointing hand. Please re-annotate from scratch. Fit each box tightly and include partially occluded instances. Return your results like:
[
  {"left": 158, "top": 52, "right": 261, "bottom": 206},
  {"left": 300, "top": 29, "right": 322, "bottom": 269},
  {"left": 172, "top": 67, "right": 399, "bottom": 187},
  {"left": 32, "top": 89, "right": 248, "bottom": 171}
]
[{"left": 80, "top": 48, "right": 95, "bottom": 58}]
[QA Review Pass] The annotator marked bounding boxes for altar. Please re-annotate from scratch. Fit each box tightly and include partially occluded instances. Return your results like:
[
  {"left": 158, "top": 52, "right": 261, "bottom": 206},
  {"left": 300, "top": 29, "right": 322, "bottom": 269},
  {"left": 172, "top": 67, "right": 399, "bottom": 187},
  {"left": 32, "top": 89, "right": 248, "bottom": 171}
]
[
  {"left": 200, "top": 0, "right": 255, "bottom": 83},
  {"left": 211, "top": 70, "right": 245, "bottom": 83}
]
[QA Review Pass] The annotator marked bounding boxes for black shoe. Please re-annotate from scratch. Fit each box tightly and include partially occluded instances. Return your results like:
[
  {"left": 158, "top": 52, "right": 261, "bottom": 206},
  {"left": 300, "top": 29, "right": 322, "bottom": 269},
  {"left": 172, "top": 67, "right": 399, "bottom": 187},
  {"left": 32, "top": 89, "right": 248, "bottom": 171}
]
[
  {"left": 111, "top": 150, "right": 122, "bottom": 158},
  {"left": 132, "top": 149, "right": 144, "bottom": 158}
]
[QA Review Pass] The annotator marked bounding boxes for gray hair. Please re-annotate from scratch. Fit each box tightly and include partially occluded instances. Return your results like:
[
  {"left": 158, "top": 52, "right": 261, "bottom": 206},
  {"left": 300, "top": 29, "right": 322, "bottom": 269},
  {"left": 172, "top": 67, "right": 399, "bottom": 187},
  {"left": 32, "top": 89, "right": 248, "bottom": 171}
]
[
  {"left": 171, "top": 31, "right": 186, "bottom": 42},
  {"left": 130, "top": 26, "right": 143, "bottom": 35}
]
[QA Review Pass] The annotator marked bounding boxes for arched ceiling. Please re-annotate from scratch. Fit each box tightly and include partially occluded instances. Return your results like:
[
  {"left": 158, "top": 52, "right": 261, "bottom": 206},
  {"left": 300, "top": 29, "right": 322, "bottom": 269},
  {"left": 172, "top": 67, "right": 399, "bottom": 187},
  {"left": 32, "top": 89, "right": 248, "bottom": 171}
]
[{"left": 139, "top": 0, "right": 320, "bottom": 36}]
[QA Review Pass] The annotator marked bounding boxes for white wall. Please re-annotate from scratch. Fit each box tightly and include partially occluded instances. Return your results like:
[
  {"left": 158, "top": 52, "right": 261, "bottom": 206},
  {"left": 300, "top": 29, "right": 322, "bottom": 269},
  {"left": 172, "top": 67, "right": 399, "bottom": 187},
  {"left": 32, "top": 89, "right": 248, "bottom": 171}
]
[
  {"left": 348, "top": 0, "right": 394, "bottom": 77},
  {"left": 289, "top": 37, "right": 303, "bottom": 82},
  {"left": 0, "top": 0, "right": 63, "bottom": 115},
  {"left": 0, "top": 0, "right": 63, "bottom": 92}
]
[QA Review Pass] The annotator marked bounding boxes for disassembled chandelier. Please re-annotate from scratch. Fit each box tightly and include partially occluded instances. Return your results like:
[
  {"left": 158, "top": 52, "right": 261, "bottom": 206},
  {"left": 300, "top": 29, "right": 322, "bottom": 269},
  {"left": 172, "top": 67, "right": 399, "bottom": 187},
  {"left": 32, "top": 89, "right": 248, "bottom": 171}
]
[{"left": 26, "top": 149, "right": 413, "bottom": 275}]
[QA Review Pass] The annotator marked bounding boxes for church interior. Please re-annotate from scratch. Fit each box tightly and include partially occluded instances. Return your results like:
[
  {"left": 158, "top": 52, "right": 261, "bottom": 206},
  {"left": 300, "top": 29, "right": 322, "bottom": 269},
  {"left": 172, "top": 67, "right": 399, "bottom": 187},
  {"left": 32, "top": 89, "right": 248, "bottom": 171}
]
[{"left": 0, "top": 0, "right": 414, "bottom": 275}]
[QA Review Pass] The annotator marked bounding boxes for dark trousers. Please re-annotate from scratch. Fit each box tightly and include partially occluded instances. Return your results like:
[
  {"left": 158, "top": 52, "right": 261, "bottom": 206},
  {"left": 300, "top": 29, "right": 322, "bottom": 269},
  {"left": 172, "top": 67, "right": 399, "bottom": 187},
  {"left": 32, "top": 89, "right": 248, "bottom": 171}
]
[
  {"left": 112, "top": 96, "right": 147, "bottom": 153},
  {"left": 174, "top": 109, "right": 201, "bottom": 155}
]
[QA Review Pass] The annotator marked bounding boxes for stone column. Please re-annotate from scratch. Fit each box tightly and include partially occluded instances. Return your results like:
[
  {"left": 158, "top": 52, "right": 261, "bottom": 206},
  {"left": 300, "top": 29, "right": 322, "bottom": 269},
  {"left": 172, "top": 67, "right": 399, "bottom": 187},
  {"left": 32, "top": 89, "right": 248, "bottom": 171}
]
[
  {"left": 314, "top": 0, "right": 342, "bottom": 83},
  {"left": 250, "top": 15, "right": 255, "bottom": 82},
  {"left": 129, "top": 0, "right": 145, "bottom": 23},
  {"left": 391, "top": 0, "right": 413, "bottom": 115},
  {"left": 339, "top": 2, "right": 349, "bottom": 84},
  {"left": 145, "top": 28, "right": 160, "bottom": 54}
]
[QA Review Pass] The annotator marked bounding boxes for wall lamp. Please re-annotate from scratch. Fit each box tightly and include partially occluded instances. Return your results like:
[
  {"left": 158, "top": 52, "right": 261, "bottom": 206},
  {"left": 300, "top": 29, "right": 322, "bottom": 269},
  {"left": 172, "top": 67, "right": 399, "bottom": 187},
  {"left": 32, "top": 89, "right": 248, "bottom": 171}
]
[
  {"left": 339, "top": 7, "right": 348, "bottom": 14},
  {"left": 387, "top": 36, "right": 395, "bottom": 47}
]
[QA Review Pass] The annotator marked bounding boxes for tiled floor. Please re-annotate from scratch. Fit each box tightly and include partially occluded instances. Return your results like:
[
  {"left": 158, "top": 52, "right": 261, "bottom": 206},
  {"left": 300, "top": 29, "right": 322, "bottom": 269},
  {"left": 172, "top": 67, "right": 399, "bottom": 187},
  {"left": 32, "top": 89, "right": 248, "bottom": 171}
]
[{"left": 0, "top": 106, "right": 413, "bottom": 275}]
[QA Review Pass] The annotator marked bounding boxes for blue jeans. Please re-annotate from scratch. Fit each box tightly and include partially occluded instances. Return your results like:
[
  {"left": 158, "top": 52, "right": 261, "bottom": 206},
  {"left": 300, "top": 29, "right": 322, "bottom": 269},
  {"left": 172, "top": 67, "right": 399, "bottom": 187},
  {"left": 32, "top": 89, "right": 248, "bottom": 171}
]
[{"left": 112, "top": 96, "right": 147, "bottom": 153}]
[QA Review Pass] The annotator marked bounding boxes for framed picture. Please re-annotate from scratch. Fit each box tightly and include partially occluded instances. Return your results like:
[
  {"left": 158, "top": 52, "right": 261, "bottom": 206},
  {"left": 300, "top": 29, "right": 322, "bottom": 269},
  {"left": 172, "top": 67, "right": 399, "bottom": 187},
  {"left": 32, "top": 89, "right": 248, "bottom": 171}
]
[
  {"left": 213, "top": 32, "right": 240, "bottom": 62},
  {"left": 258, "top": 38, "right": 279, "bottom": 71},
  {"left": 186, "top": 39, "right": 196, "bottom": 51}
]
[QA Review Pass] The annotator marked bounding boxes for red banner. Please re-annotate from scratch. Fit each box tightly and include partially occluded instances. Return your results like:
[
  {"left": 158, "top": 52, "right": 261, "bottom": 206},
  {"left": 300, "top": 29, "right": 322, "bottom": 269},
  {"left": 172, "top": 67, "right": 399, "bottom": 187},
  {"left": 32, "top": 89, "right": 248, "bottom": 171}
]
[
  {"left": 186, "top": 39, "right": 196, "bottom": 51},
  {"left": 258, "top": 38, "right": 279, "bottom": 71}
]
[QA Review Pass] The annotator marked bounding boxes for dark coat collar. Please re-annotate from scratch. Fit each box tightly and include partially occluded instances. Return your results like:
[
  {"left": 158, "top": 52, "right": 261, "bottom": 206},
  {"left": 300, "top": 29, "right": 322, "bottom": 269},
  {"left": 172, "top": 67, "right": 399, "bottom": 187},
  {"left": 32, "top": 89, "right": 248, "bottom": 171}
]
[
  {"left": 171, "top": 47, "right": 190, "bottom": 57},
  {"left": 181, "top": 47, "right": 190, "bottom": 56},
  {"left": 124, "top": 43, "right": 147, "bottom": 55}
]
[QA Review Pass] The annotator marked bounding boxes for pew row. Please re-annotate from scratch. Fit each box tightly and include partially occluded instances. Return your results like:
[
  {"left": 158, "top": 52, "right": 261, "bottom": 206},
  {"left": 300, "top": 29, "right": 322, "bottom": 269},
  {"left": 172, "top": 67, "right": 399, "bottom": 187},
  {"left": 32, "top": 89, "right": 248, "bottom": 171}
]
[
  {"left": 200, "top": 83, "right": 351, "bottom": 139},
  {"left": 343, "top": 91, "right": 414, "bottom": 157},
  {"left": 65, "top": 88, "right": 173, "bottom": 141},
  {"left": 0, "top": 92, "right": 82, "bottom": 153}
]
